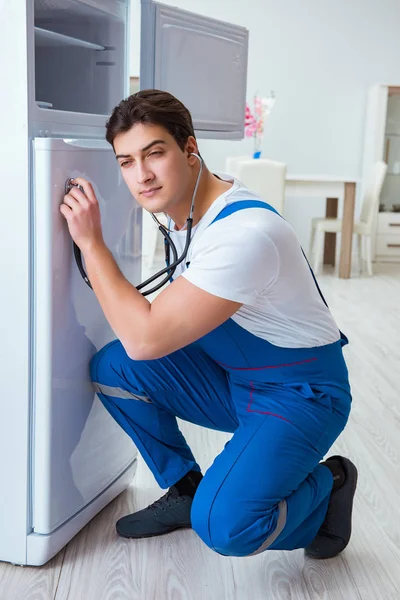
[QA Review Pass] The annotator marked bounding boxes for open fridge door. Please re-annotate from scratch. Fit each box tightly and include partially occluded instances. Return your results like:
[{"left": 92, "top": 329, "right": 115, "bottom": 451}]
[{"left": 140, "top": 0, "right": 249, "bottom": 140}]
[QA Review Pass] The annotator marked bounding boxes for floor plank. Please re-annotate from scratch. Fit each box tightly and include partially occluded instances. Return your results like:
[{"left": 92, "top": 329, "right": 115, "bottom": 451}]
[{"left": 0, "top": 549, "right": 65, "bottom": 600}]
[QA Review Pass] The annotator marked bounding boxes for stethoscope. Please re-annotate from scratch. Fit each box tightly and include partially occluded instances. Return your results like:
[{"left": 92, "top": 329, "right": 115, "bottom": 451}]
[{"left": 64, "top": 153, "right": 203, "bottom": 297}]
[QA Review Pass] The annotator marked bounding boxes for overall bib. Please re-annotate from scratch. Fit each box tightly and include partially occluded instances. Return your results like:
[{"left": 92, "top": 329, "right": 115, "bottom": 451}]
[{"left": 90, "top": 201, "right": 352, "bottom": 557}]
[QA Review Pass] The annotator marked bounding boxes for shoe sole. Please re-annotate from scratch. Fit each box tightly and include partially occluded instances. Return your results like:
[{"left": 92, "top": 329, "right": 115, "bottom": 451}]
[
  {"left": 117, "top": 523, "right": 192, "bottom": 539},
  {"left": 305, "top": 456, "right": 358, "bottom": 559}
]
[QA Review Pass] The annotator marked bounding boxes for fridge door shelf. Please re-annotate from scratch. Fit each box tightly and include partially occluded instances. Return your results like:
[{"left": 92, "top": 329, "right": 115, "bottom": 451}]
[{"left": 34, "top": 26, "right": 106, "bottom": 51}]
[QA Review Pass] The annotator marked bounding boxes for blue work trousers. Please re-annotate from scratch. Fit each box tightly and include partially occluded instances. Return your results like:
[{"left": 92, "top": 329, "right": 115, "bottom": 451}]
[{"left": 90, "top": 338, "right": 351, "bottom": 557}]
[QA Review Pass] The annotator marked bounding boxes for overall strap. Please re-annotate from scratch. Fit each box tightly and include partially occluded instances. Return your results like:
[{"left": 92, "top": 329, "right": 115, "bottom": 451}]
[{"left": 210, "top": 200, "right": 280, "bottom": 225}]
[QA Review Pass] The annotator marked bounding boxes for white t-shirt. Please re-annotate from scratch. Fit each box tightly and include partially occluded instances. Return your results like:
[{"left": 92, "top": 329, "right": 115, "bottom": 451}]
[{"left": 168, "top": 174, "right": 340, "bottom": 349}]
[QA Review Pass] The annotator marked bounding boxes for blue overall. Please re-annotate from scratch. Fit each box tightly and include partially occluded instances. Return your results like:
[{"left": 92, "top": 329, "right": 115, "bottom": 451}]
[{"left": 90, "top": 201, "right": 351, "bottom": 557}]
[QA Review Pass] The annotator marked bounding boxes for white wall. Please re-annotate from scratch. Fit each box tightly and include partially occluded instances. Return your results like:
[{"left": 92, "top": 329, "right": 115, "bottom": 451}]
[{"left": 130, "top": 0, "right": 400, "bottom": 250}]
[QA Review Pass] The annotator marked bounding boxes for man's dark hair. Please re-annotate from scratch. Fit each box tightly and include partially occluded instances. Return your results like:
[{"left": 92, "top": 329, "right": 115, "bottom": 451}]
[{"left": 106, "top": 89, "right": 196, "bottom": 151}]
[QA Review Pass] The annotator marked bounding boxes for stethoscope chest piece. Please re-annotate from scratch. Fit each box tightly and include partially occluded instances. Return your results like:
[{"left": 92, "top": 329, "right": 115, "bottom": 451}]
[{"left": 64, "top": 178, "right": 93, "bottom": 289}]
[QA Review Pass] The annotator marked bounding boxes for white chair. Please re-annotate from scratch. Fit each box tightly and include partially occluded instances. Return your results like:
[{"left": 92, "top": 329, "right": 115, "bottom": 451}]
[
  {"left": 309, "top": 160, "right": 388, "bottom": 276},
  {"left": 225, "top": 155, "right": 252, "bottom": 177},
  {"left": 225, "top": 156, "right": 287, "bottom": 215}
]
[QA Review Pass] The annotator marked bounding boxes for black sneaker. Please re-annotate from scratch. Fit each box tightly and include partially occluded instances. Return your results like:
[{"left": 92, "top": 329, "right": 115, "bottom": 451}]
[
  {"left": 116, "top": 486, "right": 192, "bottom": 539},
  {"left": 305, "top": 455, "right": 358, "bottom": 559}
]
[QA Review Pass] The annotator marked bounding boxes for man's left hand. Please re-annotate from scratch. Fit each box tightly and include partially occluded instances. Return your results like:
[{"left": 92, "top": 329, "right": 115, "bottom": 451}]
[{"left": 60, "top": 177, "right": 104, "bottom": 252}]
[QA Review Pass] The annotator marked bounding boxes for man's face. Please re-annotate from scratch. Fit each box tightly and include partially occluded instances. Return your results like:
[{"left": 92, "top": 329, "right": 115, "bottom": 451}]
[{"left": 114, "top": 123, "right": 193, "bottom": 214}]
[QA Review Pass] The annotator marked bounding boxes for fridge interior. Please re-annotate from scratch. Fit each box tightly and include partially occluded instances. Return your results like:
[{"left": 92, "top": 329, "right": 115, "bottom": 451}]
[{"left": 34, "top": 0, "right": 127, "bottom": 116}]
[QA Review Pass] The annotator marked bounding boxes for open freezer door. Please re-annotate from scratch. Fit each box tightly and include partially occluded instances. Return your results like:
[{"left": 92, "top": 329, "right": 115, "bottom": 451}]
[
  {"left": 32, "top": 137, "right": 141, "bottom": 534},
  {"left": 140, "top": 0, "right": 249, "bottom": 140}
]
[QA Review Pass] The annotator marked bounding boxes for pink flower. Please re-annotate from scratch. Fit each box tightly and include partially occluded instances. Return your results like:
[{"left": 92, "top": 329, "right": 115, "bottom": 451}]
[
  {"left": 244, "top": 103, "right": 254, "bottom": 126},
  {"left": 244, "top": 94, "right": 275, "bottom": 142},
  {"left": 244, "top": 103, "right": 257, "bottom": 137}
]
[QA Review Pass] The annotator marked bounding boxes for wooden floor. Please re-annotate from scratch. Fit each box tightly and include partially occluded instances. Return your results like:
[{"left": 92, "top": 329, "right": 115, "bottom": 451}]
[{"left": 1, "top": 261, "right": 400, "bottom": 600}]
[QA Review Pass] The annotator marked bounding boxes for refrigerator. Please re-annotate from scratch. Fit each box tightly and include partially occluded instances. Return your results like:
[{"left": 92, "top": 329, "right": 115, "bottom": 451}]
[{"left": 0, "top": 0, "right": 248, "bottom": 566}]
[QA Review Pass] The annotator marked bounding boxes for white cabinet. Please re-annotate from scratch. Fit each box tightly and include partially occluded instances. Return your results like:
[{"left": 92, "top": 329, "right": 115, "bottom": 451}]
[
  {"left": 375, "top": 212, "right": 400, "bottom": 261},
  {"left": 362, "top": 84, "right": 400, "bottom": 262}
]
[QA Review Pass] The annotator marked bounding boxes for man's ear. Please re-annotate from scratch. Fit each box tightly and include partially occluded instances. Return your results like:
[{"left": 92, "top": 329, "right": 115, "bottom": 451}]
[{"left": 185, "top": 135, "right": 199, "bottom": 158}]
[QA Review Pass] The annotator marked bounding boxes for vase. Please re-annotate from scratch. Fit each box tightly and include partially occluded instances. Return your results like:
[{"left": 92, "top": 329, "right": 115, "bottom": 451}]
[{"left": 253, "top": 134, "right": 262, "bottom": 159}]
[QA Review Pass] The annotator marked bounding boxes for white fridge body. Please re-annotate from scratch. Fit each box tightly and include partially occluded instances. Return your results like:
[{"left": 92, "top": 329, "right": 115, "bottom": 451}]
[
  {"left": 26, "top": 137, "right": 141, "bottom": 564},
  {"left": 0, "top": 0, "right": 248, "bottom": 566}
]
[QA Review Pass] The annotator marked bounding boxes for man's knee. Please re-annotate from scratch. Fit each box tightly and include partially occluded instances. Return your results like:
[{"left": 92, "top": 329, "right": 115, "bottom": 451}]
[
  {"left": 191, "top": 501, "right": 249, "bottom": 557},
  {"left": 191, "top": 494, "right": 283, "bottom": 557}
]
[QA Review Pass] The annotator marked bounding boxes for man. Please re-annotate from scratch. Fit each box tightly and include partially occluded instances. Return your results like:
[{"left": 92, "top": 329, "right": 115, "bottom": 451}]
[{"left": 60, "top": 89, "right": 357, "bottom": 559}]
